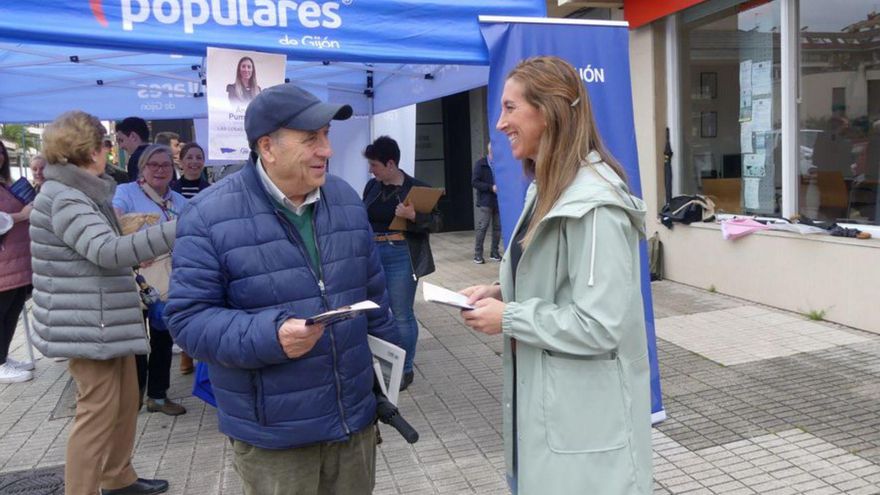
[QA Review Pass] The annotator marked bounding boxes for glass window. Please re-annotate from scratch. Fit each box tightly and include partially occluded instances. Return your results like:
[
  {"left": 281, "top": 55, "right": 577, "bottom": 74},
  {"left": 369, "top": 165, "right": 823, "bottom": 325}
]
[
  {"left": 799, "top": 1, "right": 880, "bottom": 225},
  {"left": 679, "top": 1, "right": 781, "bottom": 215}
]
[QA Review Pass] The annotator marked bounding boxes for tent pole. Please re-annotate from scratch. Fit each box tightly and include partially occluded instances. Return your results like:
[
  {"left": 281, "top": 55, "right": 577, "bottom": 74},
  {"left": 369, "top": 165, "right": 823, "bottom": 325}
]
[{"left": 368, "top": 70, "right": 375, "bottom": 140}]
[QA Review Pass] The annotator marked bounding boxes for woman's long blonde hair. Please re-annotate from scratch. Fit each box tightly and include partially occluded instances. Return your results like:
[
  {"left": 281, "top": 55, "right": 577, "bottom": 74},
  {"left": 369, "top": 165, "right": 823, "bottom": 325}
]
[{"left": 508, "top": 56, "right": 627, "bottom": 246}]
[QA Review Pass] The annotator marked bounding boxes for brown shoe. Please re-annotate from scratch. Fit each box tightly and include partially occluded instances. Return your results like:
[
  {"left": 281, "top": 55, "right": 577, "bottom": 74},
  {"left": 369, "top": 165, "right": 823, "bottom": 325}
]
[
  {"left": 146, "top": 398, "right": 186, "bottom": 416},
  {"left": 179, "top": 353, "right": 194, "bottom": 375}
]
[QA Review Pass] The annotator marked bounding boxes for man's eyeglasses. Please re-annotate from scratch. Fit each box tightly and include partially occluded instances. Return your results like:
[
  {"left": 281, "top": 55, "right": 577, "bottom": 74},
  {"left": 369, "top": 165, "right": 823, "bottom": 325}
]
[{"left": 145, "top": 161, "right": 173, "bottom": 171}]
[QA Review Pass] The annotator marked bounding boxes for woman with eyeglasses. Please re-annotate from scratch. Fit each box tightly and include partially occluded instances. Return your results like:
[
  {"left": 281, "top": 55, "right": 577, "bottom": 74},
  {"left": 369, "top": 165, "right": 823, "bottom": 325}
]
[{"left": 113, "top": 144, "right": 188, "bottom": 417}]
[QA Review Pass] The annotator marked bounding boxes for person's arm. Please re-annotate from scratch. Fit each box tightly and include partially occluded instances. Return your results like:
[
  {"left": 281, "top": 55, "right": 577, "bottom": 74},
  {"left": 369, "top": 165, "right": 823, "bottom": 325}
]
[
  {"left": 50, "top": 193, "right": 174, "bottom": 269},
  {"left": 361, "top": 180, "right": 373, "bottom": 203},
  {"left": 501, "top": 207, "right": 638, "bottom": 356},
  {"left": 164, "top": 205, "right": 292, "bottom": 369},
  {"left": 472, "top": 160, "right": 491, "bottom": 192},
  {"left": 408, "top": 206, "right": 442, "bottom": 234},
  {"left": 10, "top": 204, "right": 32, "bottom": 223},
  {"left": 401, "top": 181, "right": 442, "bottom": 233}
]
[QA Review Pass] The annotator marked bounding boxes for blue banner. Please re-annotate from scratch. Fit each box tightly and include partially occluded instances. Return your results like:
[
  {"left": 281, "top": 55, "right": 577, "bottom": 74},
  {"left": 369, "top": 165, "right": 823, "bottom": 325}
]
[
  {"left": 480, "top": 19, "right": 665, "bottom": 422},
  {"left": 0, "top": 1, "right": 544, "bottom": 64}
]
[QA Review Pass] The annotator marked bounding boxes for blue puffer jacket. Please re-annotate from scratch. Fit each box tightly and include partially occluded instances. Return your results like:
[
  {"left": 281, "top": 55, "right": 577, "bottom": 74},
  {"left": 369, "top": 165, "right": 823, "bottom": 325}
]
[{"left": 165, "top": 161, "right": 399, "bottom": 450}]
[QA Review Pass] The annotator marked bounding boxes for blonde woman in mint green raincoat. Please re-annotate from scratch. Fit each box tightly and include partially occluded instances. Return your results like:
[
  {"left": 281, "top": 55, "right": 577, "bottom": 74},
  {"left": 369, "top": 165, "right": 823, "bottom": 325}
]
[{"left": 461, "top": 57, "right": 652, "bottom": 495}]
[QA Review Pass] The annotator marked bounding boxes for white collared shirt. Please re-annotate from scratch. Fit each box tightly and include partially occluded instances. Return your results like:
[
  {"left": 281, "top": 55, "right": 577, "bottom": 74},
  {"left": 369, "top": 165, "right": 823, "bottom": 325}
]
[{"left": 256, "top": 157, "right": 321, "bottom": 216}]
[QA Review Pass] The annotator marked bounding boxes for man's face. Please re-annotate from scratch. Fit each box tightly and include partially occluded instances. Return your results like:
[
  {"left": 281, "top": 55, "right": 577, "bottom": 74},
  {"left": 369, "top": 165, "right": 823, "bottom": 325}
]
[
  {"left": 116, "top": 131, "right": 140, "bottom": 154},
  {"left": 170, "top": 139, "right": 181, "bottom": 162},
  {"left": 262, "top": 126, "right": 332, "bottom": 197}
]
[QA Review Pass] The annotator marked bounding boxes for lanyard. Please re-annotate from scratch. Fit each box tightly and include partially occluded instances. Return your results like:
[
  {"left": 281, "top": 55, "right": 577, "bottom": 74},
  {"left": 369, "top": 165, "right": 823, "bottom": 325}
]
[{"left": 138, "top": 180, "right": 177, "bottom": 221}]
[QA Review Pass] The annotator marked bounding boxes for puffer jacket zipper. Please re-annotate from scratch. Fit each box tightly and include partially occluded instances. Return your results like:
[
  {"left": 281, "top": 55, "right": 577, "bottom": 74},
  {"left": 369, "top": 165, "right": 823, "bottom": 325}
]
[
  {"left": 273, "top": 202, "right": 352, "bottom": 436},
  {"left": 99, "top": 288, "right": 106, "bottom": 329},
  {"left": 253, "top": 371, "right": 266, "bottom": 425}
]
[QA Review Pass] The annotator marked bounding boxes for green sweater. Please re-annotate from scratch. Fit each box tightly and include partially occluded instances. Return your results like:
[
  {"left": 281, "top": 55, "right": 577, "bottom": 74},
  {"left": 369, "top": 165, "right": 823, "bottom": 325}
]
[{"left": 274, "top": 200, "right": 320, "bottom": 275}]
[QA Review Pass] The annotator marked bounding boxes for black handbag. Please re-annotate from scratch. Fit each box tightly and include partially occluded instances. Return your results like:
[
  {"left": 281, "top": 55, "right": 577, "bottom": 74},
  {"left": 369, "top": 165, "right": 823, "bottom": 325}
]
[{"left": 660, "top": 195, "right": 716, "bottom": 228}]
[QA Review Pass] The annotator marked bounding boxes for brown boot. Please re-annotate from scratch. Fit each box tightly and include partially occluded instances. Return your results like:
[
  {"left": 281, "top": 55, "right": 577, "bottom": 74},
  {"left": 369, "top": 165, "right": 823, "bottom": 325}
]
[
  {"left": 179, "top": 352, "right": 194, "bottom": 375},
  {"left": 146, "top": 398, "right": 187, "bottom": 416}
]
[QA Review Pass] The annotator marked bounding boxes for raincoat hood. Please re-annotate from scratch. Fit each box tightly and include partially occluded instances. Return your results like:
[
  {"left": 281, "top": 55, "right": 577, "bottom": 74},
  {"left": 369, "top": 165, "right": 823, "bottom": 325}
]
[{"left": 538, "top": 150, "right": 646, "bottom": 236}]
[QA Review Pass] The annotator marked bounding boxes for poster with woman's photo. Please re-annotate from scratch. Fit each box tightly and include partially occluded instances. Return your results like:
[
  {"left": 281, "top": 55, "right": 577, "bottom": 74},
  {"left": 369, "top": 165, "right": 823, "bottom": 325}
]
[{"left": 207, "top": 47, "right": 286, "bottom": 160}]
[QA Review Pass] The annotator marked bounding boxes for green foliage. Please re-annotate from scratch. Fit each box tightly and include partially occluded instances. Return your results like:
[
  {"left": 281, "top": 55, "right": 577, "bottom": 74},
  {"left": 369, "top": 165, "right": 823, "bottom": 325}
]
[
  {"left": 708, "top": 285, "right": 717, "bottom": 293},
  {"left": 0, "top": 124, "right": 40, "bottom": 150},
  {"left": 804, "top": 309, "right": 827, "bottom": 321}
]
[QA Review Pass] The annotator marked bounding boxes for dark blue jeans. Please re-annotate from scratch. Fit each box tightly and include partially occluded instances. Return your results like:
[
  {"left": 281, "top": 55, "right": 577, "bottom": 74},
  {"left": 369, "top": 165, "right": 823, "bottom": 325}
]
[{"left": 377, "top": 241, "right": 418, "bottom": 373}]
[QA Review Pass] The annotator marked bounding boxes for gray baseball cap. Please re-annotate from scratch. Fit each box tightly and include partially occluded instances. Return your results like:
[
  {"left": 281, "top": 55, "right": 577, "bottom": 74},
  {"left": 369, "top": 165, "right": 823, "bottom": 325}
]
[{"left": 245, "top": 83, "right": 353, "bottom": 149}]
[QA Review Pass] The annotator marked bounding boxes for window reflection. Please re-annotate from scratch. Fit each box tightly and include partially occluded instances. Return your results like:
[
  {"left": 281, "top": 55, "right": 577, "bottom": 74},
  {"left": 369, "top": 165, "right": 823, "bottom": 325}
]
[
  {"left": 799, "top": 1, "right": 880, "bottom": 225},
  {"left": 680, "top": 1, "right": 781, "bottom": 215}
]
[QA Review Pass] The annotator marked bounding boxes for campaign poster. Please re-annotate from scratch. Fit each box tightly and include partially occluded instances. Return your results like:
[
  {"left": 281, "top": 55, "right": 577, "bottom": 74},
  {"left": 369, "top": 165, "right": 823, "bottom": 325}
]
[{"left": 207, "top": 47, "right": 286, "bottom": 160}]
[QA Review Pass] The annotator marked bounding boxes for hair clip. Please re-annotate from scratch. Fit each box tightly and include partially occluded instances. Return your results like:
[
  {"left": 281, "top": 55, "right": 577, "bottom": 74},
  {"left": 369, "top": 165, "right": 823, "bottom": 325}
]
[{"left": 570, "top": 97, "right": 580, "bottom": 107}]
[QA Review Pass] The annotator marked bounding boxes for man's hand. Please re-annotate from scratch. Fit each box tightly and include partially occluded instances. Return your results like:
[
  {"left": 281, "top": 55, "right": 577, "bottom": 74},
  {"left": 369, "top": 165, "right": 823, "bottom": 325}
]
[
  {"left": 278, "top": 318, "right": 325, "bottom": 358},
  {"left": 395, "top": 202, "right": 416, "bottom": 221},
  {"left": 460, "top": 284, "right": 502, "bottom": 305}
]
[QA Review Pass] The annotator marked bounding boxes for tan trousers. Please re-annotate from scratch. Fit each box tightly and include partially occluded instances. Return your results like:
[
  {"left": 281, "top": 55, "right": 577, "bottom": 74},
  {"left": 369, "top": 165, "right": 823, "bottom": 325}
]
[
  {"left": 65, "top": 355, "right": 139, "bottom": 495},
  {"left": 232, "top": 425, "right": 377, "bottom": 495}
]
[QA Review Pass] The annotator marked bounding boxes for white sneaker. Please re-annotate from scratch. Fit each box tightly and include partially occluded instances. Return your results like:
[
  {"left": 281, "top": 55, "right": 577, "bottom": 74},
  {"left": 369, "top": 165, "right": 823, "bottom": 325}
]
[
  {"left": 172, "top": 344, "right": 182, "bottom": 355},
  {"left": 5, "top": 357, "right": 35, "bottom": 371},
  {"left": 0, "top": 363, "right": 33, "bottom": 383}
]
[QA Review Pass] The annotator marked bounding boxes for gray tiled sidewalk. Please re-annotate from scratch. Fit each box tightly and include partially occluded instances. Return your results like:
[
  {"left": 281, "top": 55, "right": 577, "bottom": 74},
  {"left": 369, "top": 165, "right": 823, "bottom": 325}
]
[{"left": 2, "top": 231, "right": 879, "bottom": 494}]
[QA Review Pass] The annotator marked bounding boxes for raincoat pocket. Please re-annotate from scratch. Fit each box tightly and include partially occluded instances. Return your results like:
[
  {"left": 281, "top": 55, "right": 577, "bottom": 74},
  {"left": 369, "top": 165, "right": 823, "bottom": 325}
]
[{"left": 541, "top": 351, "right": 628, "bottom": 453}]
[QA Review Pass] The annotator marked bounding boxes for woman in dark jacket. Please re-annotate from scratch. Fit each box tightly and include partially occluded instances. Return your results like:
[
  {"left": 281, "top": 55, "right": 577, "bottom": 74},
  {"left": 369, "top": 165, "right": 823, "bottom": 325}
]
[
  {"left": 362, "top": 136, "right": 440, "bottom": 390},
  {"left": 30, "top": 111, "right": 175, "bottom": 495}
]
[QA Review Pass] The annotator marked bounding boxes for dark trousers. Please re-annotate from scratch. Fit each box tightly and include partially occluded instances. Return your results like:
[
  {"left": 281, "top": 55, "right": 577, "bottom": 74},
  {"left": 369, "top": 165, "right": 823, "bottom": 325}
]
[
  {"left": 136, "top": 312, "right": 173, "bottom": 400},
  {"left": 0, "top": 286, "right": 28, "bottom": 365},
  {"left": 474, "top": 206, "right": 502, "bottom": 258}
]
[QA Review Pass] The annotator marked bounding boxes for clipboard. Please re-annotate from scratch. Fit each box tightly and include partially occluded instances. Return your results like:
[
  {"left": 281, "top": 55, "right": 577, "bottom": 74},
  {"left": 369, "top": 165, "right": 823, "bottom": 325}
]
[{"left": 389, "top": 186, "right": 443, "bottom": 231}]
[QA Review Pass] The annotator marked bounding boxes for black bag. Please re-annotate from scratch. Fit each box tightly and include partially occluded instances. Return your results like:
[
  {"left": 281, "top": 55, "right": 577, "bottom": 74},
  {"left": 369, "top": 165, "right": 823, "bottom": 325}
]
[{"left": 660, "top": 195, "right": 716, "bottom": 228}]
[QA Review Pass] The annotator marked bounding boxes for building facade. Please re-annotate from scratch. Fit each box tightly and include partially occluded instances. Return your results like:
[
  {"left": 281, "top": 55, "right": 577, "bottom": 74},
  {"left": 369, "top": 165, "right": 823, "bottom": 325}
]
[{"left": 548, "top": 0, "right": 880, "bottom": 332}]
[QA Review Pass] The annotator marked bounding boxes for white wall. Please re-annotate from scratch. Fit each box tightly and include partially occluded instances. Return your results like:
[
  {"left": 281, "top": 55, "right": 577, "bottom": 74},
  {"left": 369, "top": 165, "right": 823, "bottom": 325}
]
[{"left": 373, "top": 105, "right": 417, "bottom": 176}]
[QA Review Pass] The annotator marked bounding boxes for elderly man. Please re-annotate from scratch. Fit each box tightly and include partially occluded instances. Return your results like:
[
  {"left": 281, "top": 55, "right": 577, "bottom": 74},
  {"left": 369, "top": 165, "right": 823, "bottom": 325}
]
[{"left": 164, "top": 83, "right": 400, "bottom": 495}]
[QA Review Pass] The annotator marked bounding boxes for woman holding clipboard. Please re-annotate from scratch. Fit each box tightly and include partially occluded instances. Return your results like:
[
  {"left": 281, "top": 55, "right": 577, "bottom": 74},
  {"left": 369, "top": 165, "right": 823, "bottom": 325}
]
[{"left": 362, "top": 136, "right": 441, "bottom": 391}]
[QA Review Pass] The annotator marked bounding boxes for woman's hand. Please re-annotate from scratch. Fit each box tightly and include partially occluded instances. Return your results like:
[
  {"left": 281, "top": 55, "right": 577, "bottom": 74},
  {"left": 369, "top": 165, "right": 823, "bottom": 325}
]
[
  {"left": 11, "top": 204, "right": 32, "bottom": 223},
  {"left": 395, "top": 202, "right": 416, "bottom": 221},
  {"left": 461, "top": 298, "right": 505, "bottom": 335},
  {"left": 460, "top": 284, "right": 502, "bottom": 305}
]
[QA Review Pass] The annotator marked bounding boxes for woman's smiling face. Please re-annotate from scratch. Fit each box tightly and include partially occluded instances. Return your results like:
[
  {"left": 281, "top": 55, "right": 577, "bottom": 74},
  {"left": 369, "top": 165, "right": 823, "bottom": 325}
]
[
  {"left": 181, "top": 147, "right": 205, "bottom": 180},
  {"left": 239, "top": 59, "right": 254, "bottom": 83},
  {"left": 496, "top": 78, "right": 545, "bottom": 161}
]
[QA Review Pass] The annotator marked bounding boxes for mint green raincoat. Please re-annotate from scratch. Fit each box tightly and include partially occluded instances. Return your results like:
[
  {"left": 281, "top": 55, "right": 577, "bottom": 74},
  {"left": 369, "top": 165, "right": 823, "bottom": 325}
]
[{"left": 499, "top": 151, "right": 652, "bottom": 494}]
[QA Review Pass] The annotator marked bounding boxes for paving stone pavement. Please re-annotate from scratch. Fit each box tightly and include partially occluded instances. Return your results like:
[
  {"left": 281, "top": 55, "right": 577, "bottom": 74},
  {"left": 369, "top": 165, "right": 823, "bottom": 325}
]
[{"left": 1, "top": 231, "right": 879, "bottom": 494}]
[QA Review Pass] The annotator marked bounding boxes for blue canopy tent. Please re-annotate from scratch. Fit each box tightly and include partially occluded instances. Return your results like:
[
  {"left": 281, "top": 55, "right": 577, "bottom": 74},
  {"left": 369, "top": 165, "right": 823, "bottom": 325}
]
[{"left": 0, "top": 1, "right": 546, "bottom": 122}]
